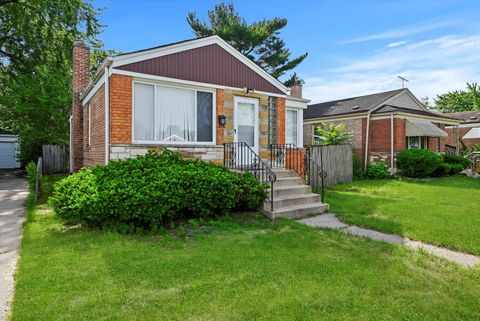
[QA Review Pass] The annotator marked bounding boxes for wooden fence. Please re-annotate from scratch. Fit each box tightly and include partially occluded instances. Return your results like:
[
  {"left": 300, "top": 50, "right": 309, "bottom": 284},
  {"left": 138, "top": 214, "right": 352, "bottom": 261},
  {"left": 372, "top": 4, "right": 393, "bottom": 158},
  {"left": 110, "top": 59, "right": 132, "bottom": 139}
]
[
  {"left": 307, "top": 144, "right": 353, "bottom": 187},
  {"left": 42, "top": 145, "right": 69, "bottom": 174}
]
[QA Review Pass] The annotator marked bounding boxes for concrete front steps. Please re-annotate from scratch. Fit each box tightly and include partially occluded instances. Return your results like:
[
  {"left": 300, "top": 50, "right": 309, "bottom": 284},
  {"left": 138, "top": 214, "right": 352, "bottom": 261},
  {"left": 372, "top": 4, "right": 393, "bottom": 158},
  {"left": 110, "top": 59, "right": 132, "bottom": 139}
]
[{"left": 263, "top": 168, "right": 329, "bottom": 220}]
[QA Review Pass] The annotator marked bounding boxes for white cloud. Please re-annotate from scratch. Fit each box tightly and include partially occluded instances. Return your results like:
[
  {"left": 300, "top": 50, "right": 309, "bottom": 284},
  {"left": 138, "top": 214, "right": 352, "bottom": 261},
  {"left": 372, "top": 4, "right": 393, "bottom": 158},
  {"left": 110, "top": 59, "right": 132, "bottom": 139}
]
[
  {"left": 304, "top": 35, "right": 480, "bottom": 104},
  {"left": 387, "top": 40, "right": 408, "bottom": 48},
  {"left": 342, "top": 19, "right": 458, "bottom": 44}
]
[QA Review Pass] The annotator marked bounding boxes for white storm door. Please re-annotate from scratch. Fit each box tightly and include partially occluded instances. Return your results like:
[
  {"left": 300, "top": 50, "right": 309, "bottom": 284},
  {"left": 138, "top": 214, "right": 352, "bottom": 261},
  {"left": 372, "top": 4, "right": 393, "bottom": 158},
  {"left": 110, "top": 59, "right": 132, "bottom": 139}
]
[{"left": 234, "top": 96, "right": 259, "bottom": 165}]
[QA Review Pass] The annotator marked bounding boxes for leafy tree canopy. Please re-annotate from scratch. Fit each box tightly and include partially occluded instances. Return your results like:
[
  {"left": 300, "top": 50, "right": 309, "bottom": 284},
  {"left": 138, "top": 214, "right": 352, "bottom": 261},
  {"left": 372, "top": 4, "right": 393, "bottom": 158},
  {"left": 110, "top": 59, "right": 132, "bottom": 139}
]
[
  {"left": 434, "top": 83, "right": 480, "bottom": 113},
  {"left": 0, "top": 0, "right": 110, "bottom": 164},
  {"left": 187, "top": 2, "right": 307, "bottom": 85}
]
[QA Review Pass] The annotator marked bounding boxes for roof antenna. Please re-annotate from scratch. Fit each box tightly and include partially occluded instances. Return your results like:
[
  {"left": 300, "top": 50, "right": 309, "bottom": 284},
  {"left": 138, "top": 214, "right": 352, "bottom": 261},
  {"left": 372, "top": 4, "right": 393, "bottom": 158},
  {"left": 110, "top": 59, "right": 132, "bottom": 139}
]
[{"left": 398, "top": 76, "right": 409, "bottom": 88}]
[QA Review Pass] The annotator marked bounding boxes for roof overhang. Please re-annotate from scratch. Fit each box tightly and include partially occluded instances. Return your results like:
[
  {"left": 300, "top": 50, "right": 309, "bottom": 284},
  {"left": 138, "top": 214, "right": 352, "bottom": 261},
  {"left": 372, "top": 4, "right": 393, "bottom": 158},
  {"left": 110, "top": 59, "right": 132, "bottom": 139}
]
[
  {"left": 286, "top": 96, "right": 310, "bottom": 109},
  {"left": 81, "top": 35, "right": 289, "bottom": 104},
  {"left": 406, "top": 119, "right": 448, "bottom": 137},
  {"left": 463, "top": 127, "right": 480, "bottom": 139}
]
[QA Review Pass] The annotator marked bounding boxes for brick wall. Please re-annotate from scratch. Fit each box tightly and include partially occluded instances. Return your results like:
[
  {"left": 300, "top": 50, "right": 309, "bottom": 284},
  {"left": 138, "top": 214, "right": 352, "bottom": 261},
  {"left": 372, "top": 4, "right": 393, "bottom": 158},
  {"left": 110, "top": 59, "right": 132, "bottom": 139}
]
[
  {"left": 446, "top": 125, "right": 480, "bottom": 148},
  {"left": 110, "top": 74, "right": 132, "bottom": 144},
  {"left": 82, "top": 84, "right": 105, "bottom": 166},
  {"left": 276, "top": 97, "right": 286, "bottom": 145},
  {"left": 216, "top": 89, "right": 225, "bottom": 145},
  {"left": 72, "top": 43, "right": 90, "bottom": 171}
]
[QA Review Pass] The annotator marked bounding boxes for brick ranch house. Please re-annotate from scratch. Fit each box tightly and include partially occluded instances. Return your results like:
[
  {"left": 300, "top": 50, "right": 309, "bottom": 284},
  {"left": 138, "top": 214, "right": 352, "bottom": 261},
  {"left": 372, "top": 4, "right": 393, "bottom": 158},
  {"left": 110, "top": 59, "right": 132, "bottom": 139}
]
[
  {"left": 71, "top": 35, "right": 309, "bottom": 171},
  {"left": 303, "top": 89, "right": 461, "bottom": 171},
  {"left": 445, "top": 110, "right": 480, "bottom": 149}
]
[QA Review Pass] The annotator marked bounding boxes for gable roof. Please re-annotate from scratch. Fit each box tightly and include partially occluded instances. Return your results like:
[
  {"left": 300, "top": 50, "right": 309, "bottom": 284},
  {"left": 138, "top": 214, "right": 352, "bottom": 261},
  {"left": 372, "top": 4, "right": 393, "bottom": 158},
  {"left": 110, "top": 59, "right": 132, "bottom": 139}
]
[
  {"left": 304, "top": 89, "right": 406, "bottom": 119},
  {"left": 446, "top": 110, "right": 480, "bottom": 124},
  {"left": 374, "top": 105, "right": 459, "bottom": 120}
]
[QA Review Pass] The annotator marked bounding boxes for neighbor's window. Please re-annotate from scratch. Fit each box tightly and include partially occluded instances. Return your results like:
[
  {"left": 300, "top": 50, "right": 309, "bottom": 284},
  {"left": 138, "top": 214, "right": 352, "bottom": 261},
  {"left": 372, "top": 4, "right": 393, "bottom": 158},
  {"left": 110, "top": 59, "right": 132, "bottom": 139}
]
[
  {"left": 133, "top": 82, "right": 214, "bottom": 143},
  {"left": 407, "top": 136, "right": 428, "bottom": 149},
  {"left": 286, "top": 109, "right": 298, "bottom": 145}
]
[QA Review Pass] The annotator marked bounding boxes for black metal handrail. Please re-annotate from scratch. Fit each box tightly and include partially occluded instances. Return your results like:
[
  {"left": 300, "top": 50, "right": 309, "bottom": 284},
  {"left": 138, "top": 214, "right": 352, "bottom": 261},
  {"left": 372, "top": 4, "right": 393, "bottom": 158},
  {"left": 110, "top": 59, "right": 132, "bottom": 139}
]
[
  {"left": 224, "top": 142, "right": 277, "bottom": 211},
  {"left": 269, "top": 143, "right": 327, "bottom": 203},
  {"left": 445, "top": 144, "right": 458, "bottom": 155}
]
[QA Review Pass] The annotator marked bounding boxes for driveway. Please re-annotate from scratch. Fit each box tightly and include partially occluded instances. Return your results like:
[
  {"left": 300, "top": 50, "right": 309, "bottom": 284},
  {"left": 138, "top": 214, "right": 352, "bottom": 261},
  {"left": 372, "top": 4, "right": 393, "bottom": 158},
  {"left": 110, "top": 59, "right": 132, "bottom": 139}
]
[{"left": 0, "top": 171, "right": 28, "bottom": 321}]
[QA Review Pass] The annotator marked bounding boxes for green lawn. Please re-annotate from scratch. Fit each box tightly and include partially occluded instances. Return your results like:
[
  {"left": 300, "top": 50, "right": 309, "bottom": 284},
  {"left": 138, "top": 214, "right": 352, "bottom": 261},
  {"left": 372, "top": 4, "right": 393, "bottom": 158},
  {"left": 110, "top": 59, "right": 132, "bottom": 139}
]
[
  {"left": 327, "top": 176, "right": 480, "bottom": 255},
  {"left": 11, "top": 204, "right": 480, "bottom": 320}
]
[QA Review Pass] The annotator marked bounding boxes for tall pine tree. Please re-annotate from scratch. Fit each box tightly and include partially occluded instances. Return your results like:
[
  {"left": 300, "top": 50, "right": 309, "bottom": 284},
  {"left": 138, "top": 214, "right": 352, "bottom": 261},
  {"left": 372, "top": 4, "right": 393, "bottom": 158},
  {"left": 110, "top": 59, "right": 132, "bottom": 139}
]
[{"left": 187, "top": 2, "right": 307, "bottom": 85}]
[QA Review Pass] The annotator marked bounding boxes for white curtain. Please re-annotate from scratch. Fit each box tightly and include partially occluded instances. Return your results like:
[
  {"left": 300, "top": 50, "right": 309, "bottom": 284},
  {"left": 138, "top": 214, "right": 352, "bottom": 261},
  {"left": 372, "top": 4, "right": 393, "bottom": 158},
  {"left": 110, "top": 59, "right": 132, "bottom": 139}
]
[
  {"left": 156, "top": 86, "right": 195, "bottom": 142},
  {"left": 134, "top": 83, "right": 155, "bottom": 141},
  {"left": 286, "top": 110, "right": 298, "bottom": 145}
]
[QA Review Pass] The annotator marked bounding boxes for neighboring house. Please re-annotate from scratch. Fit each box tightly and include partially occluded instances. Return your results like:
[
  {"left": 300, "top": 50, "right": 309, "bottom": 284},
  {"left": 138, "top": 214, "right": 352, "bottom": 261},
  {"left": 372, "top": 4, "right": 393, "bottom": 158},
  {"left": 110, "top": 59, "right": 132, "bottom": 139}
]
[
  {"left": 0, "top": 134, "right": 21, "bottom": 169},
  {"left": 445, "top": 111, "right": 480, "bottom": 149},
  {"left": 303, "top": 89, "right": 461, "bottom": 171},
  {"left": 71, "top": 35, "right": 308, "bottom": 171}
]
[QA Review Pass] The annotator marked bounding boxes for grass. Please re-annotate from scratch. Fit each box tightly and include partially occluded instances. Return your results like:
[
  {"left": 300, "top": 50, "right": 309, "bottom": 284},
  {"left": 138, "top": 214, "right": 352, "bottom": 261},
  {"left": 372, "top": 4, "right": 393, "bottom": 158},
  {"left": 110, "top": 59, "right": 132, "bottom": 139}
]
[
  {"left": 327, "top": 176, "right": 480, "bottom": 255},
  {"left": 10, "top": 180, "right": 480, "bottom": 321}
]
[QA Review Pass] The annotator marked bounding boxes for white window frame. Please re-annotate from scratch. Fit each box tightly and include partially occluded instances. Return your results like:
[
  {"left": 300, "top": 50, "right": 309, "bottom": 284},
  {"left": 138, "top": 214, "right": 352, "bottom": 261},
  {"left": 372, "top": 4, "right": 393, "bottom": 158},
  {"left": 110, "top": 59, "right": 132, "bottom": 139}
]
[
  {"left": 132, "top": 80, "right": 216, "bottom": 145},
  {"left": 286, "top": 107, "right": 303, "bottom": 147},
  {"left": 88, "top": 105, "right": 91, "bottom": 147},
  {"left": 407, "top": 136, "right": 429, "bottom": 149}
]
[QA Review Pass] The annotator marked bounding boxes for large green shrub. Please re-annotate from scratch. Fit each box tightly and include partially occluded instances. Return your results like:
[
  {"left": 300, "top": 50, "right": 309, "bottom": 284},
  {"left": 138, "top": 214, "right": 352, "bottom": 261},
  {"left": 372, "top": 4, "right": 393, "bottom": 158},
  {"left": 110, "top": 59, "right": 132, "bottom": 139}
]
[
  {"left": 397, "top": 149, "right": 443, "bottom": 178},
  {"left": 365, "top": 163, "right": 390, "bottom": 179},
  {"left": 49, "top": 150, "right": 267, "bottom": 231},
  {"left": 432, "top": 163, "right": 464, "bottom": 177},
  {"left": 442, "top": 154, "right": 471, "bottom": 169}
]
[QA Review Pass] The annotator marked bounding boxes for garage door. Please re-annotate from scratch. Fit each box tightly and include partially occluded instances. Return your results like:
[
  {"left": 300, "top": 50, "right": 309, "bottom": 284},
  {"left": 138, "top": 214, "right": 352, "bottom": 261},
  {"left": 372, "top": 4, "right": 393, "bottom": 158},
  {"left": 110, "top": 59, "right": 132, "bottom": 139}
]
[{"left": 0, "top": 142, "right": 17, "bottom": 169}]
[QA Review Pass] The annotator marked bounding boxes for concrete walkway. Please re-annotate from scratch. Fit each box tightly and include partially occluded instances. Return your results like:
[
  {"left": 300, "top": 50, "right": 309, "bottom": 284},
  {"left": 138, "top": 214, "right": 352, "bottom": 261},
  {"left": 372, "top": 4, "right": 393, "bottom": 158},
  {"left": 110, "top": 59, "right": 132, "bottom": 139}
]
[
  {"left": 299, "top": 214, "right": 480, "bottom": 268},
  {"left": 0, "top": 172, "right": 28, "bottom": 321}
]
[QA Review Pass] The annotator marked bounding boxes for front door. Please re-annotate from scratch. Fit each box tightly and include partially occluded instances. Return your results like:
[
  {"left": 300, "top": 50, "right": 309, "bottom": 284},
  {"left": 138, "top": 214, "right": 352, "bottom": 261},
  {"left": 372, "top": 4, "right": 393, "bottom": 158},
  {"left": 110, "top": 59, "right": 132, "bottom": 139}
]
[{"left": 234, "top": 96, "right": 259, "bottom": 165}]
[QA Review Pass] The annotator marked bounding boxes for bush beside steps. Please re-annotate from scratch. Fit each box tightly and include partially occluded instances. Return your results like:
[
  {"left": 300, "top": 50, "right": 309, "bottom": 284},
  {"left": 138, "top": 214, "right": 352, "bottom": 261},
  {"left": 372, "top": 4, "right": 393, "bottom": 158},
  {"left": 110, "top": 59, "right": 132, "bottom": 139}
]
[{"left": 49, "top": 150, "right": 267, "bottom": 232}]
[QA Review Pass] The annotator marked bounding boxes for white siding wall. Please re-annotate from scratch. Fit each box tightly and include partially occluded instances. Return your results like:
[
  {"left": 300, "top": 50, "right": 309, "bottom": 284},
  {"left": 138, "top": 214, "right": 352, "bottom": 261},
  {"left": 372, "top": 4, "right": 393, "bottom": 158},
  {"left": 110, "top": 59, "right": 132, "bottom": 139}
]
[{"left": 388, "top": 91, "right": 425, "bottom": 111}]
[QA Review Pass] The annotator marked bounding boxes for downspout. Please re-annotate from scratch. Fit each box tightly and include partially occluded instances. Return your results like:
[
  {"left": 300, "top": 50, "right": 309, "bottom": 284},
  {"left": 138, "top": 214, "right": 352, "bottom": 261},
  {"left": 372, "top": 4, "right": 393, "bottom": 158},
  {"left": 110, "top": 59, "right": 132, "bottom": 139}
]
[
  {"left": 364, "top": 110, "right": 372, "bottom": 171},
  {"left": 390, "top": 114, "right": 394, "bottom": 174},
  {"left": 104, "top": 65, "right": 110, "bottom": 165}
]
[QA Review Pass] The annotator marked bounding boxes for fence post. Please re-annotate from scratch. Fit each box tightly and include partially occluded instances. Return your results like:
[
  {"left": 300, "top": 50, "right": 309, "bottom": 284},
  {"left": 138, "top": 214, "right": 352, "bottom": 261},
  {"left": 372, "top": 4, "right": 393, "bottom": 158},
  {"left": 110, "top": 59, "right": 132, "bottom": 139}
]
[{"left": 35, "top": 157, "right": 43, "bottom": 202}]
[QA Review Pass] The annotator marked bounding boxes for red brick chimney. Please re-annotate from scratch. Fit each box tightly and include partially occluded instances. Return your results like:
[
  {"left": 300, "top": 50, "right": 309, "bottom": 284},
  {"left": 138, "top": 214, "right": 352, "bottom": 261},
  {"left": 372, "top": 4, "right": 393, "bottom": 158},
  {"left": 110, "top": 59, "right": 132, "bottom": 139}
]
[
  {"left": 71, "top": 42, "right": 90, "bottom": 171},
  {"left": 290, "top": 79, "right": 302, "bottom": 98}
]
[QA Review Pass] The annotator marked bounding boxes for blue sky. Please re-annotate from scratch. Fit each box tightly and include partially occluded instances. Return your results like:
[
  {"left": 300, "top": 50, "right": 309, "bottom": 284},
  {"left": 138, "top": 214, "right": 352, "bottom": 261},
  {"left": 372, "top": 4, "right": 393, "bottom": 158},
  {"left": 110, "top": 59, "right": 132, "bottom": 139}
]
[{"left": 95, "top": 0, "right": 480, "bottom": 103}]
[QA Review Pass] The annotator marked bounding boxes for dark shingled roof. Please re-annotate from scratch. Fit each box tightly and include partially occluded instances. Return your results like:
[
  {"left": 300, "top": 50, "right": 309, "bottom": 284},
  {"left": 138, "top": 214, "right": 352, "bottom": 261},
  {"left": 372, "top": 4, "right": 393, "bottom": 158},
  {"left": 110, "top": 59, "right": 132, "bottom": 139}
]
[
  {"left": 445, "top": 110, "right": 480, "bottom": 124},
  {"left": 374, "top": 105, "right": 458, "bottom": 120},
  {"left": 304, "top": 89, "right": 406, "bottom": 119}
]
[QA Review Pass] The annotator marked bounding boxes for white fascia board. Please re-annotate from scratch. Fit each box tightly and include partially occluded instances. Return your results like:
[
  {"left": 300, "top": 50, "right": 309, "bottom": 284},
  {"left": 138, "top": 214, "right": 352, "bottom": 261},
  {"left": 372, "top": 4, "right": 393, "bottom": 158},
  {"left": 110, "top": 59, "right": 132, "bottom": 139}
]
[
  {"left": 393, "top": 112, "right": 461, "bottom": 125},
  {"left": 286, "top": 97, "right": 308, "bottom": 109},
  {"left": 110, "top": 35, "right": 288, "bottom": 94},
  {"left": 303, "top": 113, "right": 368, "bottom": 124},
  {"left": 111, "top": 69, "right": 288, "bottom": 98},
  {"left": 82, "top": 76, "right": 106, "bottom": 106},
  {"left": 80, "top": 58, "right": 113, "bottom": 101}
]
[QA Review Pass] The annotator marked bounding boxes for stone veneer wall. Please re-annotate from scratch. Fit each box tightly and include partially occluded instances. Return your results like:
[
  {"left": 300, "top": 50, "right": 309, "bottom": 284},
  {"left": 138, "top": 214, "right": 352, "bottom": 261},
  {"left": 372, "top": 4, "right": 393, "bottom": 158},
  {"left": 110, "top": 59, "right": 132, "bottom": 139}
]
[{"left": 110, "top": 145, "right": 224, "bottom": 163}]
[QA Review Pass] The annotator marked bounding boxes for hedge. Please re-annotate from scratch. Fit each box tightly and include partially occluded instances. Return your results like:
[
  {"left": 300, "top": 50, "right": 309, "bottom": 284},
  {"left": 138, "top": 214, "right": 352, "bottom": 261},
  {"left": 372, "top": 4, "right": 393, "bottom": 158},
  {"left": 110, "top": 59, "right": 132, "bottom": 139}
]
[{"left": 49, "top": 150, "right": 267, "bottom": 231}]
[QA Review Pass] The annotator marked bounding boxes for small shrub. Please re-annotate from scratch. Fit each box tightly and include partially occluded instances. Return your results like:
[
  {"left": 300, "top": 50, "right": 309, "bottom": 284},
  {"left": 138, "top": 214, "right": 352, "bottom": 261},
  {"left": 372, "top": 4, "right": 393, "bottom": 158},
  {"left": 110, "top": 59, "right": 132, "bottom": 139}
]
[
  {"left": 432, "top": 163, "right": 464, "bottom": 177},
  {"left": 449, "top": 163, "right": 464, "bottom": 175},
  {"left": 49, "top": 150, "right": 267, "bottom": 231},
  {"left": 397, "top": 149, "right": 443, "bottom": 178},
  {"left": 442, "top": 154, "right": 471, "bottom": 169},
  {"left": 352, "top": 155, "right": 364, "bottom": 180},
  {"left": 365, "top": 163, "right": 390, "bottom": 179},
  {"left": 25, "top": 161, "right": 37, "bottom": 192}
]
